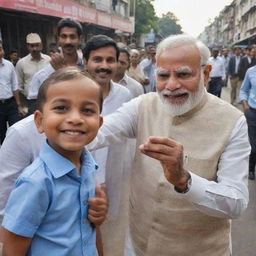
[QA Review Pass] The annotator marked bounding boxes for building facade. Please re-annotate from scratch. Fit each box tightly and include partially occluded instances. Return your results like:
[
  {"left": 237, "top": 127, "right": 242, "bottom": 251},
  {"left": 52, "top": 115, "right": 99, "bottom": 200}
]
[
  {"left": 0, "top": 0, "right": 134, "bottom": 57},
  {"left": 199, "top": 0, "right": 256, "bottom": 47}
]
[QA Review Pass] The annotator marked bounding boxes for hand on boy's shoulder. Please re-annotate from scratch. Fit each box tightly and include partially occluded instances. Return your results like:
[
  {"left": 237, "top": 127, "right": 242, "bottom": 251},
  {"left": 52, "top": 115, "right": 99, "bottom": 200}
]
[{"left": 87, "top": 185, "right": 108, "bottom": 226}]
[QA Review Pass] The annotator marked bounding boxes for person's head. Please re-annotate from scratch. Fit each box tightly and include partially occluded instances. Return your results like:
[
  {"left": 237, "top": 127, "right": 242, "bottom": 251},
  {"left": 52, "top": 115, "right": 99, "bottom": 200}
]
[
  {"left": 83, "top": 35, "right": 119, "bottom": 87},
  {"left": 222, "top": 48, "right": 229, "bottom": 57},
  {"left": 26, "top": 33, "right": 42, "bottom": 58},
  {"left": 57, "top": 18, "right": 83, "bottom": 56},
  {"left": 234, "top": 47, "right": 242, "bottom": 56},
  {"left": 9, "top": 49, "right": 19, "bottom": 62},
  {"left": 34, "top": 67, "right": 103, "bottom": 160},
  {"left": 250, "top": 48, "right": 255, "bottom": 58},
  {"left": 115, "top": 47, "right": 130, "bottom": 79},
  {"left": 130, "top": 49, "right": 141, "bottom": 66},
  {"left": 0, "top": 41, "right": 4, "bottom": 60},
  {"left": 212, "top": 48, "right": 219, "bottom": 58},
  {"left": 147, "top": 45, "right": 156, "bottom": 62},
  {"left": 155, "top": 34, "right": 211, "bottom": 116}
]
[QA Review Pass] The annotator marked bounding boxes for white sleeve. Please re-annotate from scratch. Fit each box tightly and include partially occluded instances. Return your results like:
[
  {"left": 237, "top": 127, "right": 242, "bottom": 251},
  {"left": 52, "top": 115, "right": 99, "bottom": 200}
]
[
  {"left": 0, "top": 128, "right": 33, "bottom": 223},
  {"left": 182, "top": 115, "right": 250, "bottom": 219},
  {"left": 88, "top": 96, "right": 141, "bottom": 151}
]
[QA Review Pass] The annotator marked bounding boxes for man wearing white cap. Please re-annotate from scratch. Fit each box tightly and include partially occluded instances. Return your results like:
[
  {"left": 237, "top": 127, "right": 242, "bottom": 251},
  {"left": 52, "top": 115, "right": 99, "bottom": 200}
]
[{"left": 15, "top": 33, "right": 51, "bottom": 114}]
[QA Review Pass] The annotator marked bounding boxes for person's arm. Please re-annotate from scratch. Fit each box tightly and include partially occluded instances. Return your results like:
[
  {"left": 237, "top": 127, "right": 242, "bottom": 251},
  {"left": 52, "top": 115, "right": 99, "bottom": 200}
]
[
  {"left": 88, "top": 96, "right": 141, "bottom": 151},
  {"left": 2, "top": 229, "right": 32, "bottom": 256},
  {"left": 139, "top": 116, "right": 250, "bottom": 219},
  {"left": 240, "top": 69, "right": 251, "bottom": 111},
  {"left": 96, "top": 226, "right": 104, "bottom": 256},
  {"left": 15, "top": 61, "right": 24, "bottom": 93},
  {"left": 0, "top": 117, "right": 40, "bottom": 225},
  {"left": 12, "top": 90, "right": 26, "bottom": 116}
]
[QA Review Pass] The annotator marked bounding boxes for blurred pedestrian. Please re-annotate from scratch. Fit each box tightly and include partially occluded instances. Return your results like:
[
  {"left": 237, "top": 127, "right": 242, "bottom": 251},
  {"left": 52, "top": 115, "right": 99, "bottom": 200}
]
[
  {"left": 228, "top": 47, "right": 242, "bottom": 105},
  {"left": 8, "top": 49, "right": 19, "bottom": 67},
  {"left": 240, "top": 65, "right": 256, "bottom": 180},
  {"left": 15, "top": 33, "right": 51, "bottom": 115},
  {"left": 0, "top": 41, "right": 25, "bottom": 144},
  {"left": 113, "top": 47, "right": 144, "bottom": 98},
  {"left": 208, "top": 47, "right": 225, "bottom": 97}
]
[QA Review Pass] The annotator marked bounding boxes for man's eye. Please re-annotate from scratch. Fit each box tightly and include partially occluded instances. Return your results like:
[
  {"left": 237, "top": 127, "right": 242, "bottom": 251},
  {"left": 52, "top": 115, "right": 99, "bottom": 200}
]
[
  {"left": 177, "top": 72, "right": 192, "bottom": 78},
  {"left": 157, "top": 73, "right": 169, "bottom": 80}
]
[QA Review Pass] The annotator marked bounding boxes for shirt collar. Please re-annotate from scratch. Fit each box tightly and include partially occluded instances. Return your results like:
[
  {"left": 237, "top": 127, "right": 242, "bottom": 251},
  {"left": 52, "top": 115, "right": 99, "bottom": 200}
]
[
  {"left": 118, "top": 74, "right": 128, "bottom": 85},
  {"left": 76, "top": 57, "right": 84, "bottom": 68},
  {"left": 29, "top": 53, "right": 43, "bottom": 61},
  {"left": 39, "top": 140, "right": 97, "bottom": 179}
]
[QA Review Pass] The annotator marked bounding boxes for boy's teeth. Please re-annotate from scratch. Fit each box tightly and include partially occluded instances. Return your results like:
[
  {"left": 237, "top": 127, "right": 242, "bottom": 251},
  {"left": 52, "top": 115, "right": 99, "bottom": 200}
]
[{"left": 65, "top": 131, "right": 81, "bottom": 135}]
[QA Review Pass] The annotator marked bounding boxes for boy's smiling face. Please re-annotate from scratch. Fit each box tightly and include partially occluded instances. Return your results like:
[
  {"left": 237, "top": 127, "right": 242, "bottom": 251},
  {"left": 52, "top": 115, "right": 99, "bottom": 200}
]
[{"left": 34, "top": 77, "right": 103, "bottom": 160}]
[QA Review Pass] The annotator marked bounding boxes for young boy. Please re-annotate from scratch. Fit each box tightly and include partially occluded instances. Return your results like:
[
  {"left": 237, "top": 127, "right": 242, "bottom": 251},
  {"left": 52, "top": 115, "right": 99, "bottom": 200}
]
[{"left": 1, "top": 67, "right": 105, "bottom": 256}]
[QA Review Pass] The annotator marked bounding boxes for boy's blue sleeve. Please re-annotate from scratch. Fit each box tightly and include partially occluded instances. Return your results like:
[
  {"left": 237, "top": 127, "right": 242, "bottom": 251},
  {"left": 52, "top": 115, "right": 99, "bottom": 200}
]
[{"left": 2, "top": 176, "right": 50, "bottom": 238}]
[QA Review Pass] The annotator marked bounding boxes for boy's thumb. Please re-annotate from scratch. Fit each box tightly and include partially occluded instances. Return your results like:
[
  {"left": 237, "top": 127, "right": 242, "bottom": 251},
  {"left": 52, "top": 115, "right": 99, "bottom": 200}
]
[{"left": 95, "top": 185, "right": 106, "bottom": 198}]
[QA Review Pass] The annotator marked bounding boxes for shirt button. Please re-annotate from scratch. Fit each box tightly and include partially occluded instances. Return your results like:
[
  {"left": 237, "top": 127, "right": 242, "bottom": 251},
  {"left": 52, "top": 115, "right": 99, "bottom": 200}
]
[{"left": 84, "top": 200, "right": 87, "bottom": 205}]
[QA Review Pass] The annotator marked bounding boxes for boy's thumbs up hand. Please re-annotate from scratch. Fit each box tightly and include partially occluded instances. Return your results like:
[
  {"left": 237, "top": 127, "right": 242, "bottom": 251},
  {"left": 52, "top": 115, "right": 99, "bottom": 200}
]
[{"left": 88, "top": 185, "right": 108, "bottom": 226}]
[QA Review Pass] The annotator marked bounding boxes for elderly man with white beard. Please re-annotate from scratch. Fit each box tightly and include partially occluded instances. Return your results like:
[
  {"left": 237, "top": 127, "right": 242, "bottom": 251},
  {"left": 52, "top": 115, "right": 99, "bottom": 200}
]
[{"left": 89, "top": 34, "right": 250, "bottom": 256}]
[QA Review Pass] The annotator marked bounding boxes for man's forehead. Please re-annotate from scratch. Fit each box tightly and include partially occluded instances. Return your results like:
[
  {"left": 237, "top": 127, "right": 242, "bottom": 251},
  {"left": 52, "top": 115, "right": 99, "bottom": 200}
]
[
  {"left": 157, "top": 45, "right": 200, "bottom": 66},
  {"left": 59, "top": 27, "right": 78, "bottom": 36}
]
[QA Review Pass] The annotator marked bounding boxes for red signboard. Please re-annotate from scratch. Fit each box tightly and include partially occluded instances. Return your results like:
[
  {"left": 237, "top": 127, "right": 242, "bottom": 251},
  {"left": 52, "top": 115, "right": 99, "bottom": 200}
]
[{"left": 0, "top": 0, "right": 133, "bottom": 32}]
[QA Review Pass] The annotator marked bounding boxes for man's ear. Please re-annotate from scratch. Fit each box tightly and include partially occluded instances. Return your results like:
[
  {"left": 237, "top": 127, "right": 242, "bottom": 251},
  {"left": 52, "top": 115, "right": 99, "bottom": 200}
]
[
  {"left": 34, "top": 110, "right": 44, "bottom": 134},
  {"left": 203, "top": 64, "right": 212, "bottom": 86},
  {"left": 83, "top": 57, "right": 87, "bottom": 66}
]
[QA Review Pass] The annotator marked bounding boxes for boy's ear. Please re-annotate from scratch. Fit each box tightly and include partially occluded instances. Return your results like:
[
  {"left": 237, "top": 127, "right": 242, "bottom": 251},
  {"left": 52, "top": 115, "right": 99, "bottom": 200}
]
[
  {"left": 34, "top": 110, "right": 44, "bottom": 134},
  {"left": 99, "top": 116, "right": 103, "bottom": 128}
]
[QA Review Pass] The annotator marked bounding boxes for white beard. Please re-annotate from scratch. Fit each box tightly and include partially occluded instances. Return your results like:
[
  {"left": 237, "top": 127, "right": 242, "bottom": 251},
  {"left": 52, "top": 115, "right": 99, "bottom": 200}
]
[{"left": 157, "top": 75, "right": 206, "bottom": 116}]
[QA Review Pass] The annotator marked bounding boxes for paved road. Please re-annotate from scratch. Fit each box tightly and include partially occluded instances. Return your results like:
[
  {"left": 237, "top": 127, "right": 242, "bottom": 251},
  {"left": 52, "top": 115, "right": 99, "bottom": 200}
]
[{"left": 221, "top": 86, "right": 256, "bottom": 256}]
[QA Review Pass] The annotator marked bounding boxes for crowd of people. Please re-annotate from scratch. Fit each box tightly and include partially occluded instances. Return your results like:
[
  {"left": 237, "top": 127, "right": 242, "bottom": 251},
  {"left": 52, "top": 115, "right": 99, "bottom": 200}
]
[{"left": 0, "top": 17, "right": 253, "bottom": 256}]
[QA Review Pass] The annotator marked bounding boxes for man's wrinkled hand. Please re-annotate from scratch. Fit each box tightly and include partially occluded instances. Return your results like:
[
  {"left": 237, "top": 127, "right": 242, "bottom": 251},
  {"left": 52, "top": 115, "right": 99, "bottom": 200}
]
[{"left": 139, "top": 136, "right": 189, "bottom": 189}]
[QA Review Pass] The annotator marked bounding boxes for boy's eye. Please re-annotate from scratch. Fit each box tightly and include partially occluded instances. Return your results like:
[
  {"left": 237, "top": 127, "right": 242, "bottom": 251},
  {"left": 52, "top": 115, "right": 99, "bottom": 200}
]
[
  {"left": 53, "top": 105, "right": 67, "bottom": 111},
  {"left": 83, "top": 108, "right": 95, "bottom": 114}
]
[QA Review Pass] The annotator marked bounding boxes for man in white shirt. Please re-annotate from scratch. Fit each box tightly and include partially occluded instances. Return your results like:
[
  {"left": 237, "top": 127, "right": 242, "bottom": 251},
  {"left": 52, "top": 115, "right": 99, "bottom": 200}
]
[
  {"left": 27, "top": 18, "right": 84, "bottom": 109},
  {"left": 83, "top": 35, "right": 132, "bottom": 255},
  {"left": 112, "top": 47, "right": 144, "bottom": 98},
  {"left": 15, "top": 33, "right": 51, "bottom": 114},
  {"left": 208, "top": 48, "right": 226, "bottom": 97},
  {"left": 140, "top": 45, "right": 157, "bottom": 93},
  {"left": 0, "top": 41, "right": 25, "bottom": 144}
]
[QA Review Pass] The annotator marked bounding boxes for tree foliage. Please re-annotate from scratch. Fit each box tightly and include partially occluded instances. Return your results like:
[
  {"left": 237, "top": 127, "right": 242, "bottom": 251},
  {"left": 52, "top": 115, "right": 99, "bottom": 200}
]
[
  {"left": 130, "top": 0, "right": 159, "bottom": 35},
  {"left": 158, "top": 12, "right": 182, "bottom": 38}
]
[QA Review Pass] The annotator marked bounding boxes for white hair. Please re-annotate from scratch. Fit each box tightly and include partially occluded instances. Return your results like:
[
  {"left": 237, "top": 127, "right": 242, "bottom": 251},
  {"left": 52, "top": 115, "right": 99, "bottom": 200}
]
[
  {"left": 130, "top": 49, "right": 140, "bottom": 55},
  {"left": 156, "top": 34, "right": 210, "bottom": 65}
]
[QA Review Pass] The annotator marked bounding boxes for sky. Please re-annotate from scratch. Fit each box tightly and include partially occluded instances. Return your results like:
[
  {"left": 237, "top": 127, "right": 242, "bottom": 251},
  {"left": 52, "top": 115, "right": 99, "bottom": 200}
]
[{"left": 153, "top": 0, "right": 233, "bottom": 37}]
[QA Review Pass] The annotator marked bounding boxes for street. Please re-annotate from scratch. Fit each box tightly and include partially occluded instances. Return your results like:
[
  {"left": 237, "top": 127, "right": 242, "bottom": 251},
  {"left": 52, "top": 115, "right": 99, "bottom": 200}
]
[{"left": 221, "top": 86, "right": 256, "bottom": 256}]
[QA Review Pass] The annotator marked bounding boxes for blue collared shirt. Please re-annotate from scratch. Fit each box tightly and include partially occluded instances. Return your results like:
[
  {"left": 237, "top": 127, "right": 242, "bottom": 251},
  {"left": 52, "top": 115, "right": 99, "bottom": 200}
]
[
  {"left": 0, "top": 58, "right": 19, "bottom": 99},
  {"left": 240, "top": 65, "right": 256, "bottom": 108},
  {"left": 28, "top": 57, "right": 84, "bottom": 99},
  {"left": 2, "top": 141, "right": 98, "bottom": 256}
]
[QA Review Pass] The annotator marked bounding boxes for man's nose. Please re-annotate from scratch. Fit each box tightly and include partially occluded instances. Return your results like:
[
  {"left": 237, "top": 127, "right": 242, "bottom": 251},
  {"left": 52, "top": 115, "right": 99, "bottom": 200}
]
[{"left": 165, "top": 75, "right": 181, "bottom": 90}]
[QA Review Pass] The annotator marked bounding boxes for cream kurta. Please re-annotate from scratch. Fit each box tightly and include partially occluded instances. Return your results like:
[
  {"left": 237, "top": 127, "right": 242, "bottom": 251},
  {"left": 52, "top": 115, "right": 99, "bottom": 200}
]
[{"left": 130, "top": 92, "right": 242, "bottom": 256}]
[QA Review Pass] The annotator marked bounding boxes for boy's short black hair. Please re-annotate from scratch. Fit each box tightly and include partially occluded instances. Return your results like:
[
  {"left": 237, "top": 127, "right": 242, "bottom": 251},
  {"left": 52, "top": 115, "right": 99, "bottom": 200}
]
[
  {"left": 82, "top": 35, "right": 119, "bottom": 61},
  {"left": 36, "top": 67, "right": 103, "bottom": 112},
  {"left": 57, "top": 18, "right": 83, "bottom": 37}
]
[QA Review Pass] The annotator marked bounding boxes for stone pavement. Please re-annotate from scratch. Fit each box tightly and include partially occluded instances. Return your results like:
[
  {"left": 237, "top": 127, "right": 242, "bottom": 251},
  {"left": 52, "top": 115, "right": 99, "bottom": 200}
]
[{"left": 221, "top": 86, "right": 256, "bottom": 256}]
